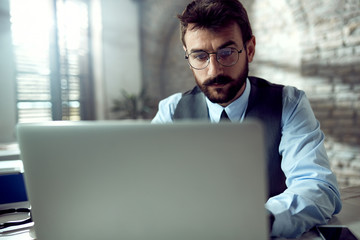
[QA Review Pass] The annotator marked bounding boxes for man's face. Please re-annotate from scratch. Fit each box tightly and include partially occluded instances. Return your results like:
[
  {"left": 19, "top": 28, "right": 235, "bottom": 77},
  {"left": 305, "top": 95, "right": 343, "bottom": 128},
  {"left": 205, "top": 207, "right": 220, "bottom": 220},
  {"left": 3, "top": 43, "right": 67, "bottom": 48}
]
[{"left": 184, "top": 22, "right": 255, "bottom": 106}]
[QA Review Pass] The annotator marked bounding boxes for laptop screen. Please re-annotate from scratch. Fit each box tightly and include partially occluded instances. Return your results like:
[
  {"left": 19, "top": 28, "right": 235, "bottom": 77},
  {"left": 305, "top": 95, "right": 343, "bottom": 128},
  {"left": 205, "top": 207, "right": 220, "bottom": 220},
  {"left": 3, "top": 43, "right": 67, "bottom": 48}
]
[{"left": 17, "top": 121, "right": 268, "bottom": 240}]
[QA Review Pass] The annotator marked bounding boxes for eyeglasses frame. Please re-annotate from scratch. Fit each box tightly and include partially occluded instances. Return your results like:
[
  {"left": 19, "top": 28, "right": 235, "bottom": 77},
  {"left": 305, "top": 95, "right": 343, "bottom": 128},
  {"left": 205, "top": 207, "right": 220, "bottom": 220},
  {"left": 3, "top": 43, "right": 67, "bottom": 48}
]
[{"left": 185, "top": 46, "right": 245, "bottom": 70}]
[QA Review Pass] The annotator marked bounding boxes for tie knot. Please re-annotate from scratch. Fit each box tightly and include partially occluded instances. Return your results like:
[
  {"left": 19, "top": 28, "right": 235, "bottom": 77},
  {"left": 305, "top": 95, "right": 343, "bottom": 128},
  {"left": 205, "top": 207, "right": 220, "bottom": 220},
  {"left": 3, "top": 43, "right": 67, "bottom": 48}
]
[{"left": 220, "top": 110, "right": 230, "bottom": 122}]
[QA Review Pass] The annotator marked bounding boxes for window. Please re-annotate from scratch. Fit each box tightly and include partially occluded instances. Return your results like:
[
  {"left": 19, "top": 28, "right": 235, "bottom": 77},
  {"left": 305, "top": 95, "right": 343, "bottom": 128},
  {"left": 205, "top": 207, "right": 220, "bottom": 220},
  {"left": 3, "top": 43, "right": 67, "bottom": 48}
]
[{"left": 10, "top": 0, "right": 94, "bottom": 123}]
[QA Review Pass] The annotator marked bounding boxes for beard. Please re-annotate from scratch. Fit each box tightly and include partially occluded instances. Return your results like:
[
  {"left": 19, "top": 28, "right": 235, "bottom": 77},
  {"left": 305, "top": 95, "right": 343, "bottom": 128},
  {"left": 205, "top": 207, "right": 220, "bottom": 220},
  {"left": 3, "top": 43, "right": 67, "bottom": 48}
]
[{"left": 195, "top": 61, "right": 249, "bottom": 105}]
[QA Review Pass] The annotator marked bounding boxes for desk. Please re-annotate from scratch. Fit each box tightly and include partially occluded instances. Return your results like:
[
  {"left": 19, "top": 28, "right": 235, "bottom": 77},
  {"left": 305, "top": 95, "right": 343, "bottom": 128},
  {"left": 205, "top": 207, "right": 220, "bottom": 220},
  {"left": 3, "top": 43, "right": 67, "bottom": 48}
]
[
  {"left": 328, "top": 186, "right": 360, "bottom": 234},
  {"left": 288, "top": 186, "right": 360, "bottom": 240},
  {"left": 1, "top": 186, "right": 360, "bottom": 239},
  {"left": 0, "top": 143, "right": 20, "bottom": 161}
]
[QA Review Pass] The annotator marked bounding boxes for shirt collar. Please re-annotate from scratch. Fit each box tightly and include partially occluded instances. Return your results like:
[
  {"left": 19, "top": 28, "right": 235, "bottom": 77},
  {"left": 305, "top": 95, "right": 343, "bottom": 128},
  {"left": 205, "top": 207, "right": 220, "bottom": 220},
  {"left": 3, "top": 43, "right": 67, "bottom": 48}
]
[{"left": 206, "top": 78, "right": 251, "bottom": 122}]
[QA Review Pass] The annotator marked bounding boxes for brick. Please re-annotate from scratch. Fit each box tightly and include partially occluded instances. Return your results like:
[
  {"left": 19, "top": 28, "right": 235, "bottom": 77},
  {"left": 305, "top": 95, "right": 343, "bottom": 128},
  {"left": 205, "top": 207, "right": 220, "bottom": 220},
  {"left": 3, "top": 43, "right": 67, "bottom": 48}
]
[
  {"left": 311, "top": 102, "right": 335, "bottom": 110},
  {"left": 314, "top": 16, "right": 343, "bottom": 32},
  {"left": 349, "top": 178, "right": 360, "bottom": 187},
  {"left": 339, "top": 134, "right": 358, "bottom": 143},
  {"left": 334, "top": 84, "right": 352, "bottom": 92},
  {"left": 319, "top": 41, "right": 342, "bottom": 52},
  {"left": 301, "top": 52, "right": 319, "bottom": 62},
  {"left": 335, "top": 100, "right": 354, "bottom": 108},
  {"left": 353, "top": 84, "right": 360, "bottom": 92},
  {"left": 336, "top": 178, "right": 348, "bottom": 188},
  {"left": 344, "top": 76, "right": 360, "bottom": 83},
  {"left": 333, "top": 128, "right": 357, "bottom": 139},
  {"left": 337, "top": 46, "right": 354, "bottom": 57},
  {"left": 322, "top": 119, "right": 337, "bottom": 128},
  {"left": 354, "top": 101, "right": 360, "bottom": 109},
  {"left": 315, "top": 84, "right": 333, "bottom": 93},
  {"left": 326, "top": 29, "right": 343, "bottom": 40},
  {"left": 332, "top": 142, "right": 357, "bottom": 152},
  {"left": 338, "top": 168, "right": 360, "bottom": 177},
  {"left": 332, "top": 156, "right": 352, "bottom": 166},
  {"left": 336, "top": 150, "right": 356, "bottom": 160},
  {"left": 336, "top": 92, "right": 357, "bottom": 101},
  {"left": 344, "top": 33, "right": 360, "bottom": 46},
  {"left": 333, "top": 108, "right": 355, "bottom": 116},
  {"left": 330, "top": 56, "right": 359, "bottom": 65},
  {"left": 316, "top": 68, "right": 334, "bottom": 76},
  {"left": 354, "top": 45, "right": 360, "bottom": 55},
  {"left": 334, "top": 66, "right": 353, "bottom": 75},
  {"left": 314, "top": 111, "right": 331, "bottom": 120}
]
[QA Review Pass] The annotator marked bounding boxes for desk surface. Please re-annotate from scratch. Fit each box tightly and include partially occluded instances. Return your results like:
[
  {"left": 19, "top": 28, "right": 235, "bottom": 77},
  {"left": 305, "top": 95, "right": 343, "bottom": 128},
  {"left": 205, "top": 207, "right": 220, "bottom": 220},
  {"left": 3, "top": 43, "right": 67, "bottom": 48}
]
[
  {"left": 291, "top": 186, "right": 360, "bottom": 240},
  {"left": 1, "top": 186, "right": 360, "bottom": 240},
  {"left": 327, "top": 186, "right": 360, "bottom": 238},
  {"left": 0, "top": 143, "right": 20, "bottom": 161}
]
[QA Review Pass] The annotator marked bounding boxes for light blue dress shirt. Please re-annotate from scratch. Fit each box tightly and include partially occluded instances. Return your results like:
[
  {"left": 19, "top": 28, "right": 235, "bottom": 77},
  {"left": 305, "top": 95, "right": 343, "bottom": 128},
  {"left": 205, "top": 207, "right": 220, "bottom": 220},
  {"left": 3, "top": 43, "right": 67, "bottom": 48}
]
[{"left": 152, "top": 78, "right": 342, "bottom": 238}]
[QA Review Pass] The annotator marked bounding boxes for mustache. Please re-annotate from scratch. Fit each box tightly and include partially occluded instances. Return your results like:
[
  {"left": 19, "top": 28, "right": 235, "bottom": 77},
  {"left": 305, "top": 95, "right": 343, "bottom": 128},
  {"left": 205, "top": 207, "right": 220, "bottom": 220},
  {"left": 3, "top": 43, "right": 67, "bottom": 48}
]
[{"left": 203, "top": 75, "right": 232, "bottom": 86}]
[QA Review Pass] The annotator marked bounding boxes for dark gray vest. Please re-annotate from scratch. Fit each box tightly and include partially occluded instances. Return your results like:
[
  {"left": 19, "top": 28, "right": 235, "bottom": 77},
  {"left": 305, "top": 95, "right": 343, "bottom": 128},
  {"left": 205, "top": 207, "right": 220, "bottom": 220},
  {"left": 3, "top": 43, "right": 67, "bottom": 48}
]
[{"left": 173, "top": 76, "right": 286, "bottom": 198}]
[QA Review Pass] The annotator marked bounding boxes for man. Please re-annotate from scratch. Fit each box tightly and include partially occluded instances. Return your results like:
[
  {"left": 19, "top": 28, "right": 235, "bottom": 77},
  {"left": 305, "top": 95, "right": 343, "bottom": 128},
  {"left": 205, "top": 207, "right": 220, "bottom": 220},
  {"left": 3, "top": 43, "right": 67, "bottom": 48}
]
[{"left": 152, "top": 0, "right": 342, "bottom": 238}]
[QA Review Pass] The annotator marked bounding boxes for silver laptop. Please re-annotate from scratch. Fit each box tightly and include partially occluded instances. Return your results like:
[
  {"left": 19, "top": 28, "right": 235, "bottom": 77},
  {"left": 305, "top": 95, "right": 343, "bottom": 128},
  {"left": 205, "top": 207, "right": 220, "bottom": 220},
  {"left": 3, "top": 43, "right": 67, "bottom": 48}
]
[{"left": 17, "top": 121, "right": 268, "bottom": 240}]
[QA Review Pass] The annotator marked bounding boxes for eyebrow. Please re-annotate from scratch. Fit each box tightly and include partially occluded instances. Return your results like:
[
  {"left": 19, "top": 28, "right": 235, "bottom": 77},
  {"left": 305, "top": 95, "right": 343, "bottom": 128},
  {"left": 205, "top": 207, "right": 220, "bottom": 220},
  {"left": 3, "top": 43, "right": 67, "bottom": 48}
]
[
  {"left": 188, "top": 40, "right": 238, "bottom": 54},
  {"left": 218, "top": 40, "right": 238, "bottom": 50}
]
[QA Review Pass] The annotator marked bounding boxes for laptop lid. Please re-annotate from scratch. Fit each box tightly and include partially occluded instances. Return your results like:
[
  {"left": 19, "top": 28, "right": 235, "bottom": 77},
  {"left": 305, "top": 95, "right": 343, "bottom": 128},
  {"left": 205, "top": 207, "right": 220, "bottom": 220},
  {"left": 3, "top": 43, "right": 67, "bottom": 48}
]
[{"left": 17, "top": 121, "right": 268, "bottom": 240}]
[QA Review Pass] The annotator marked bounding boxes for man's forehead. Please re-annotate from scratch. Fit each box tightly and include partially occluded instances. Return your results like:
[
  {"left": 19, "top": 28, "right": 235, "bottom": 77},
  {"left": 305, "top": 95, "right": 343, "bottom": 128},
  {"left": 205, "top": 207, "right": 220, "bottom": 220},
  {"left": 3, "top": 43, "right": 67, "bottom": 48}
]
[{"left": 184, "top": 22, "right": 243, "bottom": 50}]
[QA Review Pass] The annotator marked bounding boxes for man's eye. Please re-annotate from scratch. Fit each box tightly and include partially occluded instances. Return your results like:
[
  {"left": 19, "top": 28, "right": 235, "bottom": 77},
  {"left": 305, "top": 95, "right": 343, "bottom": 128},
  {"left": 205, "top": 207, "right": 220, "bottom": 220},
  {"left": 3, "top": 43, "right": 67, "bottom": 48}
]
[
  {"left": 192, "top": 52, "right": 208, "bottom": 61},
  {"left": 218, "top": 49, "right": 233, "bottom": 58}
]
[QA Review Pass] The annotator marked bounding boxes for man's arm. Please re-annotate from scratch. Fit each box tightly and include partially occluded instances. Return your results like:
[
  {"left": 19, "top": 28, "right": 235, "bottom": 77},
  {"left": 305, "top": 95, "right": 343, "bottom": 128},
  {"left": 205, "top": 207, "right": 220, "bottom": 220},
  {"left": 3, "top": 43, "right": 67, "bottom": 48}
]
[{"left": 266, "top": 86, "right": 342, "bottom": 238}]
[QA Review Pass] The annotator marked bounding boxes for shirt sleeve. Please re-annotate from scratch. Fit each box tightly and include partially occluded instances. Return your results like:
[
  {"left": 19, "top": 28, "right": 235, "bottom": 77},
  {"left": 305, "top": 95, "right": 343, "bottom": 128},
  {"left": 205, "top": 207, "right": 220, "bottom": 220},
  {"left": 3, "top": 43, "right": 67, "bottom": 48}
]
[
  {"left": 265, "top": 86, "right": 342, "bottom": 238},
  {"left": 151, "top": 93, "right": 182, "bottom": 123}
]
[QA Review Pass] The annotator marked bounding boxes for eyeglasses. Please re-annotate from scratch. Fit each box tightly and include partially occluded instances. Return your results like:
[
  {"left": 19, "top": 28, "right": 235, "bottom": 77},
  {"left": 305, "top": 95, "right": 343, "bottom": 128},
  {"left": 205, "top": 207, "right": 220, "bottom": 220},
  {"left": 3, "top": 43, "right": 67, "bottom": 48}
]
[
  {"left": 185, "top": 47, "right": 244, "bottom": 70},
  {"left": 0, "top": 208, "right": 32, "bottom": 230}
]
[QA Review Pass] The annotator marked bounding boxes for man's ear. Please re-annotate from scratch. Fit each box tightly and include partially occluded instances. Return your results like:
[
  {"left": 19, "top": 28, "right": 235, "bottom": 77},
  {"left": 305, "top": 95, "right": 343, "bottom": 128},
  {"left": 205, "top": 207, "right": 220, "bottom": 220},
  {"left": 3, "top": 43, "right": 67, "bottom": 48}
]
[
  {"left": 183, "top": 46, "right": 192, "bottom": 69},
  {"left": 246, "top": 36, "right": 256, "bottom": 63}
]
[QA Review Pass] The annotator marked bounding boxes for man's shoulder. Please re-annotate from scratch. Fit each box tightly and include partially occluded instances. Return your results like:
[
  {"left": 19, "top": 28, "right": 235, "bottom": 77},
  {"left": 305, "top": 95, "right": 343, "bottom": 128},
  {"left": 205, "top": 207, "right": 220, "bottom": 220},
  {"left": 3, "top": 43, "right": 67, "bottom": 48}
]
[
  {"left": 157, "top": 86, "right": 201, "bottom": 111},
  {"left": 248, "top": 76, "right": 305, "bottom": 100},
  {"left": 282, "top": 85, "right": 306, "bottom": 106},
  {"left": 248, "top": 76, "right": 284, "bottom": 90},
  {"left": 158, "top": 92, "right": 183, "bottom": 106},
  {"left": 151, "top": 92, "right": 183, "bottom": 123}
]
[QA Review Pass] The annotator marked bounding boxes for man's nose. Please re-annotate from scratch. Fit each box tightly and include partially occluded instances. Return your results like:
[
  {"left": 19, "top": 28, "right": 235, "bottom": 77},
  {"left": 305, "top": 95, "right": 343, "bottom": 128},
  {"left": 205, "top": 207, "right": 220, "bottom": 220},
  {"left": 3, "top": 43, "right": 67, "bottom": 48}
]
[{"left": 207, "top": 54, "right": 223, "bottom": 77}]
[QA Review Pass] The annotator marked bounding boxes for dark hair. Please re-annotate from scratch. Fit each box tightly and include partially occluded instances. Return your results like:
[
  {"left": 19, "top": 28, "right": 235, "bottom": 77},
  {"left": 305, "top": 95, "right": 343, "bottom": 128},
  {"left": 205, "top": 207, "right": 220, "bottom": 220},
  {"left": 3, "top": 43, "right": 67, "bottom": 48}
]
[{"left": 178, "top": 0, "right": 252, "bottom": 47}]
